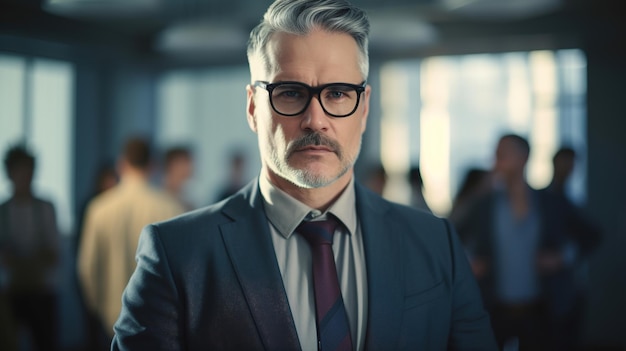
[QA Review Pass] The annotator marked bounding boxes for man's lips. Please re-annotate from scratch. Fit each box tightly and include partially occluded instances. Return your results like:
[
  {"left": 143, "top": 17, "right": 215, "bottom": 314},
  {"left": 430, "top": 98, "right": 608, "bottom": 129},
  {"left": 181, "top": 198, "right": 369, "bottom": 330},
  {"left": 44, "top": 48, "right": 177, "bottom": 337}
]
[{"left": 296, "top": 145, "right": 334, "bottom": 153}]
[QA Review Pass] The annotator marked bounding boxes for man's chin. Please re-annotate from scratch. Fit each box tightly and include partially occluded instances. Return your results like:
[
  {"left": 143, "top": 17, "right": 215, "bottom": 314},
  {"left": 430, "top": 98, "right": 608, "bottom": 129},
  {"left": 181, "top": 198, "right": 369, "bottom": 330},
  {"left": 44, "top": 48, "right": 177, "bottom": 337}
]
[
  {"left": 297, "top": 179, "right": 337, "bottom": 189},
  {"left": 285, "top": 168, "right": 337, "bottom": 189}
]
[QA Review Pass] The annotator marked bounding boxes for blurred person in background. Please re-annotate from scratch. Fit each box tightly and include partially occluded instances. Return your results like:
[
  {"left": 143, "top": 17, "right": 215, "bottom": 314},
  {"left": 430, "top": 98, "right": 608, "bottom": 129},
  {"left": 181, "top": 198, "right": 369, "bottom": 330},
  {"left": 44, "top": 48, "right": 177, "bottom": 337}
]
[
  {"left": 363, "top": 162, "right": 387, "bottom": 196},
  {"left": 542, "top": 146, "right": 602, "bottom": 350},
  {"left": 73, "top": 162, "right": 118, "bottom": 351},
  {"left": 448, "top": 168, "right": 492, "bottom": 227},
  {"left": 162, "top": 146, "right": 195, "bottom": 211},
  {"left": 75, "top": 162, "right": 118, "bottom": 253},
  {"left": 0, "top": 144, "right": 60, "bottom": 351},
  {"left": 94, "top": 163, "right": 119, "bottom": 195},
  {"left": 0, "top": 282, "right": 16, "bottom": 351},
  {"left": 214, "top": 149, "right": 249, "bottom": 202},
  {"left": 78, "top": 136, "right": 185, "bottom": 349},
  {"left": 545, "top": 147, "right": 576, "bottom": 196},
  {"left": 408, "top": 165, "right": 431, "bottom": 213},
  {"left": 456, "top": 134, "right": 601, "bottom": 351},
  {"left": 111, "top": 0, "right": 497, "bottom": 349}
]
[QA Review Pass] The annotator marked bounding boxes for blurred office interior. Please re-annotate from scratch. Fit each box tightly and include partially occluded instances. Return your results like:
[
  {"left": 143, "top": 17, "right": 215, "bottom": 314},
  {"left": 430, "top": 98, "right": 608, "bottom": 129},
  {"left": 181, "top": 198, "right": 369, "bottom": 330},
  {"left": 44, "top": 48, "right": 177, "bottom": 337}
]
[{"left": 0, "top": 0, "right": 624, "bottom": 349}]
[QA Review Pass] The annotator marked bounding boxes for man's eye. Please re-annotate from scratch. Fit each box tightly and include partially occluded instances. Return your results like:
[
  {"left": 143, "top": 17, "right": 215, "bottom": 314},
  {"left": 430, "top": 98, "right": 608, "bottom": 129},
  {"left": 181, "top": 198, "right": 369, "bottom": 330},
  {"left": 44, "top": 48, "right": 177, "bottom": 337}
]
[
  {"left": 328, "top": 91, "right": 345, "bottom": 99},
  {"left": 325, "top": 87, "right": 354, "bottom": 100},
  {"left": 274, "top": 86, "right": 306, "bottom": 99},
  {"left": 283, "top": 90, "right": 301, "bottom": 98}
]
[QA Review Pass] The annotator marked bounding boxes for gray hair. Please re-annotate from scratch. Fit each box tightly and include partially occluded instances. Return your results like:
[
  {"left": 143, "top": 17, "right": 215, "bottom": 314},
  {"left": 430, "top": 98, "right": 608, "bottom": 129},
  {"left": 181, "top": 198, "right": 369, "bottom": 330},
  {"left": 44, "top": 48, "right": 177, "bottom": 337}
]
[{"left": 247, "top": 0, "right": 370, "bottom": 80}]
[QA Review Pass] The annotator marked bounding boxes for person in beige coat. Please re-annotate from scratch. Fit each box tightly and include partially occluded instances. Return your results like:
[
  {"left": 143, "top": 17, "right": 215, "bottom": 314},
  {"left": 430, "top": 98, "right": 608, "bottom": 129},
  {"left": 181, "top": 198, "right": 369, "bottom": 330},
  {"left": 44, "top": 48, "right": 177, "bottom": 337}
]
[{"left": 78, "top": 137, "right": 185, "bottom": 348}]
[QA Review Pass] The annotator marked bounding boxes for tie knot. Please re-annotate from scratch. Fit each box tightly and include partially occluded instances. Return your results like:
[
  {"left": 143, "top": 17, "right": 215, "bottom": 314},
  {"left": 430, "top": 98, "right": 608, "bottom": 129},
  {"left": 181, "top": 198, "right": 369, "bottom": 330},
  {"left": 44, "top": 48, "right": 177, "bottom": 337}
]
[{"left": 297, "top": 218, "right": 339, "bottom": 247}]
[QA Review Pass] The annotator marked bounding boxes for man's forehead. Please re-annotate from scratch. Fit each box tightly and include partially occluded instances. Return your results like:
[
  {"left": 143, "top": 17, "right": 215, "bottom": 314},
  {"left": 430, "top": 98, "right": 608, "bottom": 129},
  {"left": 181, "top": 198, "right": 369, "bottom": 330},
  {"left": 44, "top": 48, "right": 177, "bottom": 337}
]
[{"left": 260, "top": 30, "right": 362, "bottom": 80}]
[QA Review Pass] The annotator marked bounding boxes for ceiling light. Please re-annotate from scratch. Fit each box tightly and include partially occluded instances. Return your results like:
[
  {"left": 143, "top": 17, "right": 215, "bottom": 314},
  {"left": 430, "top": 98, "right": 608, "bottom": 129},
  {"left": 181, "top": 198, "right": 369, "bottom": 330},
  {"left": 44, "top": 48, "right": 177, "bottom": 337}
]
[
  {"left": 44, "top": 0, "right": 162, "bottom": 18},
  {"left": 155, "top": 20, "right": 248, "bottom": 58},
  {"left": 443, "top": 0, "right": 562, "bottom": 20},
  {"left": 369, "top": 12, "right": 438, "bottom": 52}
]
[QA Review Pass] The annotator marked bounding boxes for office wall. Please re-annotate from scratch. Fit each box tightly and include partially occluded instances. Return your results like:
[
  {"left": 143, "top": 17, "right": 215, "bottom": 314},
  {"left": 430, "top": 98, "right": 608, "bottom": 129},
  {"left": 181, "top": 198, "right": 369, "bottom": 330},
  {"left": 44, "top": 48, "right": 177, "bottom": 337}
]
[{"left": 584, "top": 44, "right": 626, "bottom": 348}]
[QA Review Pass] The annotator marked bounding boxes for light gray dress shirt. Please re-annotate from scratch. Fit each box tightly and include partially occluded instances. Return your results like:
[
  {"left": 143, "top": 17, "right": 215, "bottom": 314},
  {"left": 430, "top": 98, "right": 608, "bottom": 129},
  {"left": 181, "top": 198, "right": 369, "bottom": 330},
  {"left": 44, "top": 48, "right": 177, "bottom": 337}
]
[
  {"left": 493, "top": 187, "right": 541, "bottom": 303},
  {"left": 259, "top": 175, "right": 368, "bottom": 351}
]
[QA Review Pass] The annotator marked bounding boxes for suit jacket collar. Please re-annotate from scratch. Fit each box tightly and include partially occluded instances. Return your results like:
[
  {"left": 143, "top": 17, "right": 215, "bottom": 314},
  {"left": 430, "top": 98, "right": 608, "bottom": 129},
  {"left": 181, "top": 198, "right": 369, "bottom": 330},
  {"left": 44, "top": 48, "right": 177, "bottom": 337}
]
[{"left": 220, "top": 180, "right": 302, "bottom": 351}]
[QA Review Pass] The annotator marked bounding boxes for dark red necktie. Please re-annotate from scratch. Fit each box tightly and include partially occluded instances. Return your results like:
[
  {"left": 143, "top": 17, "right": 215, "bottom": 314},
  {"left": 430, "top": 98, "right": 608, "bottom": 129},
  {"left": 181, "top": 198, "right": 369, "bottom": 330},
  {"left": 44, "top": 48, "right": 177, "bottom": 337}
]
[{"left": 297, "top": 218, "right": 353, "bottom": 351}]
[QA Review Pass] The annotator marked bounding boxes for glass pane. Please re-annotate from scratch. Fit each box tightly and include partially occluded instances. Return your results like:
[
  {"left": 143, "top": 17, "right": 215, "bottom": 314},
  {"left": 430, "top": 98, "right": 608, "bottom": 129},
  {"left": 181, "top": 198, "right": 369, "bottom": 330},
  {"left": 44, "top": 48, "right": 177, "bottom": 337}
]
[
  {"left": 157, "top": 67, "right": 259, "bottom": 208},
  {"left": 0, "top": 54, "right": 26, "bottom": 200},
  {"left": 30, "top": 58, "right": 74, "bottom": 235}
]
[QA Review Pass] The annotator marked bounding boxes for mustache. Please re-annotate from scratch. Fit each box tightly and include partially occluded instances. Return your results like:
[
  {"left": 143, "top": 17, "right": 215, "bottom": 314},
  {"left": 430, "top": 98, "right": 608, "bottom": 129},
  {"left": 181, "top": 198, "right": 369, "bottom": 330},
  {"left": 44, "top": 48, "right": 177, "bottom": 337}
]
[{"left": 287, "top": 132, "right": 342, "bottom": 158}]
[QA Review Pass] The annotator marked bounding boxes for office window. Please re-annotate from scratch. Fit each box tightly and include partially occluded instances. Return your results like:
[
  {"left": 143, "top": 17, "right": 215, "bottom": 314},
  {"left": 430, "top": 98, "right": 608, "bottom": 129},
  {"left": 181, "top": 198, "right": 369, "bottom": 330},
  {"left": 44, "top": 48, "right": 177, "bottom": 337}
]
[
  {"left": 0, "top": 55, "right": 26, "bottom": 161},
  {"left": 0, "top": 54, "right": 74, "bottom": 235},
  {"left": 380, "top": 49, "right": 587, "bottom": 215},
  {"left": 157, "top": 67, "right": 259, "bottom": 208}
]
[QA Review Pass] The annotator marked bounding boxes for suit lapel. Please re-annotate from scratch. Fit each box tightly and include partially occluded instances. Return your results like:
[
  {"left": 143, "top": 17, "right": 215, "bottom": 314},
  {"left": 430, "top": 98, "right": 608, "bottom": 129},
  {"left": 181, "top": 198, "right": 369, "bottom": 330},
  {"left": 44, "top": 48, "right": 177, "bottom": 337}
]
[
  {"left": 220, "top": 182, "right": 301, "bottom": 351},
  {"left": 356, "top": 184, "right": 404, "bottom": 349}
]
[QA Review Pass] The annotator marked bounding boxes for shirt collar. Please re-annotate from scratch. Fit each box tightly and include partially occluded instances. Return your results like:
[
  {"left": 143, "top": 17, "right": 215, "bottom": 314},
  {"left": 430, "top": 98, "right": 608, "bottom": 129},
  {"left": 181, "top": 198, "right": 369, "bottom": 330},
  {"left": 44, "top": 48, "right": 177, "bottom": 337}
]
[{"left": 259, "top": 174, "right": 358, "bottom": 239}]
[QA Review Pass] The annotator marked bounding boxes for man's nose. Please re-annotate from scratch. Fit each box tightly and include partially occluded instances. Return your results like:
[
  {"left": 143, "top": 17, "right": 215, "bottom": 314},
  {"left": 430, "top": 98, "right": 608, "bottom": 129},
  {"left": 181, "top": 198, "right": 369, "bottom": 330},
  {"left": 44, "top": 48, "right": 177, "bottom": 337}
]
[{"left": 300, "top": 96, "right": 330, "bottom": 132}]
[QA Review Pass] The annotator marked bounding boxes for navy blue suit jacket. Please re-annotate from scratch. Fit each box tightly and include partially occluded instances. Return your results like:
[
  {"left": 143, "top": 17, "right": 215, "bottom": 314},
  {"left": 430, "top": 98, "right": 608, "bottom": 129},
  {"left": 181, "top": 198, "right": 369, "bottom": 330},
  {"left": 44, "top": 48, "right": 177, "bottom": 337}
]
[{"left": 112, "top": 180, "right": 497, "bottom": 350}]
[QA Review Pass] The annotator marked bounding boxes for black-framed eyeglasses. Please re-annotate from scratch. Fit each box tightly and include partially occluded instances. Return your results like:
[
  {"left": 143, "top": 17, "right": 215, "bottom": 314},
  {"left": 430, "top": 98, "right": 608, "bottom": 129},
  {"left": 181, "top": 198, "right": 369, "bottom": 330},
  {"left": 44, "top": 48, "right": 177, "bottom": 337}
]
[{"left": 254, "top": 80, "right": 366, "bottom": 118}]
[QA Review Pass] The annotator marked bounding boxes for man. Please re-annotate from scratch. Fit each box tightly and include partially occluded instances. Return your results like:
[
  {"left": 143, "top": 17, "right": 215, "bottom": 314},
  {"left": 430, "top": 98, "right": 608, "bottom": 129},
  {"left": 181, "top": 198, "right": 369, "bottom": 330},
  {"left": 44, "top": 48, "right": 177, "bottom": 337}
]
[
  {"left": 0, "top": 144, "right": 60, "bottom": 351},
  {"left": 161, "top": 146, "right": 195, "bottom": 210},
  {"left": 78, "top": 137, "right": 185, "bottom": 348},
  {"left": 74, "top": 162, "right": 119, "bottom": 351},
  {"left": 408, "top": 165, "right": 432, "bottom": 213},
  {"left": 363, "top": 163, "right": 387, "bottom": 196},
  {"left": 112, "top": 1, "right": 497, "bottom": 350},
  {"left": 214, "top": 149, "right": 248, "bottom": 202},
  {"left": 546, "top": 147, "right": 576, "bottom": 195},
  {"left": 456, "top": 135, "right": 601, "bottom": 351},
  {"left": 542, "top": 146, "right": 601, "bottom": 350}
]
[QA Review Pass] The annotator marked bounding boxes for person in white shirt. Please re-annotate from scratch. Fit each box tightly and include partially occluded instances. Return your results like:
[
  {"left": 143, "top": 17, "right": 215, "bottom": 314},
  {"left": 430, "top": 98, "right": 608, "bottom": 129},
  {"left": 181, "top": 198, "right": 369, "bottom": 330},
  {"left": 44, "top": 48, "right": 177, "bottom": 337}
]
[{"left": 78, "top": 136, "right": 185, "bottom": 348}]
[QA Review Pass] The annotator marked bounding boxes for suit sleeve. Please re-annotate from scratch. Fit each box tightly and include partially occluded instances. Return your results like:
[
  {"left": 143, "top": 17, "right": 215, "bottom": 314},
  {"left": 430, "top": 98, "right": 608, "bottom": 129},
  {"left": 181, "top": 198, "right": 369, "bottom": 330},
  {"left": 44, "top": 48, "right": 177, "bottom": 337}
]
[
  {"left": 111, "top": 224, "right": 183, "bottom": 351},
  {"left": 443, "top": 219, "right": 498, "bottom": 351}
]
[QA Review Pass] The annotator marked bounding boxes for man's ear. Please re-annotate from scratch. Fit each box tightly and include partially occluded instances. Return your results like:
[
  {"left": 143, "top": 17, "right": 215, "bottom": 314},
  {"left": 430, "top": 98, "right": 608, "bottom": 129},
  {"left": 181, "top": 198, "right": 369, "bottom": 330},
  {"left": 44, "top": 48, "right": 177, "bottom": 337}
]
[{"left": 246, "top": 84, "right": 258, "bottom": 133}]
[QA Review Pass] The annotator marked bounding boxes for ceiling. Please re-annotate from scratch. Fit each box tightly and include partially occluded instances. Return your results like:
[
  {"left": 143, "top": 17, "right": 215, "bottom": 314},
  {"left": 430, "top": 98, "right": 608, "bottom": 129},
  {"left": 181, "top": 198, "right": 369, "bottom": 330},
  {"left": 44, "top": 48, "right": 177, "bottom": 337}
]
[{"left": 0, "top": 0, "right": 621, "bottom": 68}]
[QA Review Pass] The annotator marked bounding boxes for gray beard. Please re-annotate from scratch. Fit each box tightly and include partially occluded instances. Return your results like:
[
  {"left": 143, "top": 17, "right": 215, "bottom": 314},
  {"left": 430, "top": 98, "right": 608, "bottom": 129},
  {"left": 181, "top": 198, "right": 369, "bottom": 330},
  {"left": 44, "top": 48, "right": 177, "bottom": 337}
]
[{"left": 268, "top": 132, "right": 361, "bottom": 189}]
